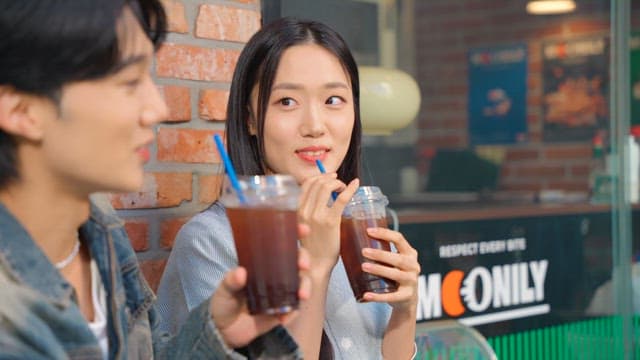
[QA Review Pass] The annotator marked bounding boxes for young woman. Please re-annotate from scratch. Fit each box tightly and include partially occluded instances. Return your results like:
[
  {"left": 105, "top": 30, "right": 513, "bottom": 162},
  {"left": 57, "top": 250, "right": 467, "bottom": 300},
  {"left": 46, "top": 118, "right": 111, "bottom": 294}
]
[
  {"left": 157, "top": 17, "right": 420, "bottom": 359},
  {"left": 0, "top": 1, "right": 310, "bottom": 358}
]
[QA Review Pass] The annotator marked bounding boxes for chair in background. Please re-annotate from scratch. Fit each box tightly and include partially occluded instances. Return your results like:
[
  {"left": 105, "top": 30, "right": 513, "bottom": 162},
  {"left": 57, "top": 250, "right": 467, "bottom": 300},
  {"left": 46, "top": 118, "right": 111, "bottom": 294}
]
[{"left": 415, "top": 320, "right": 497, "bottom": 360}]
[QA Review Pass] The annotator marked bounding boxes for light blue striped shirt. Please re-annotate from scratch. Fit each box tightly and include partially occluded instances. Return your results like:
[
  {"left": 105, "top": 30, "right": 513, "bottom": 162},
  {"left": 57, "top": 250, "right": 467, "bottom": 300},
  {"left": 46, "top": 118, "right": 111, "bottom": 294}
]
[{"left": 157, "top": 202, "right": 391, "bottom": 359}]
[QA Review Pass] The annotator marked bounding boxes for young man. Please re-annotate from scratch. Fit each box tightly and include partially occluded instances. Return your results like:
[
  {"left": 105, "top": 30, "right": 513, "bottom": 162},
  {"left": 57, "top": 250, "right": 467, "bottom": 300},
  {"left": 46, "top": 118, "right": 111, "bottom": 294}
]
[{"left": 0, "top": 1, "right": 309, "bottom": 358}]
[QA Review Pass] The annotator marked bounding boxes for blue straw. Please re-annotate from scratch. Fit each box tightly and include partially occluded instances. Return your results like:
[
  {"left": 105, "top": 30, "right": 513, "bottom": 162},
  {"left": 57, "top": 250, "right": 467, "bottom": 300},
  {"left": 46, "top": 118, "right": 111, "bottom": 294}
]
[
  {"left": 213, "top": 134, "right": 247, "bottom": 204},
  {"left": 315, "top": 159, "right": 338, "bottom": 201}
]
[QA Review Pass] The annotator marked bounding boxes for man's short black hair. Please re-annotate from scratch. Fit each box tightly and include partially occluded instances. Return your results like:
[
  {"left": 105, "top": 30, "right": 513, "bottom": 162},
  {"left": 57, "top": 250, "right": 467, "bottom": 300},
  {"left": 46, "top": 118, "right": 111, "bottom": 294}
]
[{"left": 0, "top": 0, "right": 167, "bottom": 188}]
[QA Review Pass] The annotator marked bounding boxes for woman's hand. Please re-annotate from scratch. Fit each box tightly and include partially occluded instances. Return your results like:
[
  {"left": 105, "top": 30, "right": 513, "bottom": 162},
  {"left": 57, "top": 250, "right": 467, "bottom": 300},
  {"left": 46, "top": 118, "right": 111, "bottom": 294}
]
[
  {"left": 297, "top": 174, "right": 359, "bottom": 272},
  {"left": 359, "top": 227, "right": 420, "bottom": 311},
  {"left": 210, "top": 228, "right": 312, "bottom": 349}
]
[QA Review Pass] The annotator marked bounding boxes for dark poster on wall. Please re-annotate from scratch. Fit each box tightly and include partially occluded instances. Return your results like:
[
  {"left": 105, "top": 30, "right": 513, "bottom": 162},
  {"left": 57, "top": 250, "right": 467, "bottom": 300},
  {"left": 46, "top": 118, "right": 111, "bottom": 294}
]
[
  {"left": 542, "top": 36, "right": 609, "bottom": 142},
  {"left": 468, "top": 44, "right": 528, "bottom": 145}
]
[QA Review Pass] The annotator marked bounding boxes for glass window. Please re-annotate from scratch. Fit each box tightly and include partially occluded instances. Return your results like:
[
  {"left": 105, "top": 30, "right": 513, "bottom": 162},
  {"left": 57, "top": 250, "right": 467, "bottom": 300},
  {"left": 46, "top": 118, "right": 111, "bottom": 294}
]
[{"left": 263, "top": 1, "right": 639, "bottom": 357}]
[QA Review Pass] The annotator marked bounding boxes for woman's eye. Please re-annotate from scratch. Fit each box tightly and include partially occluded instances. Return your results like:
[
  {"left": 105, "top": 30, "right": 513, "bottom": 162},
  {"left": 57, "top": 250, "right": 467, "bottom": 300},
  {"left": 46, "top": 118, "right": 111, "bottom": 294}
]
[
  {"left": 279, "top": 98, "right": 297, "bottom": 106},
  {"left": 326, "top": 96, "right": 345, "bottom": 105}
]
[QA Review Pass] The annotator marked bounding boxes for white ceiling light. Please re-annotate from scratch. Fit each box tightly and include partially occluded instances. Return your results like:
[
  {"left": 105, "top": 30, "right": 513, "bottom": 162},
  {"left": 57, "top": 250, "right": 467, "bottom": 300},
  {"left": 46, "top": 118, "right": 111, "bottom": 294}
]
[{"left": 526, "top": 0, "right": 576, "bottom": 15}]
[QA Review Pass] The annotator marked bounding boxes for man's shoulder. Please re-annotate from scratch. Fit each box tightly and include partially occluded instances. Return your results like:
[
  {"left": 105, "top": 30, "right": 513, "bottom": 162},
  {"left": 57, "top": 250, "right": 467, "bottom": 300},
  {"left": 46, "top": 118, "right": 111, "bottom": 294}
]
[{"left": 89, "top": 193, "right": 124, "bottom": 227}]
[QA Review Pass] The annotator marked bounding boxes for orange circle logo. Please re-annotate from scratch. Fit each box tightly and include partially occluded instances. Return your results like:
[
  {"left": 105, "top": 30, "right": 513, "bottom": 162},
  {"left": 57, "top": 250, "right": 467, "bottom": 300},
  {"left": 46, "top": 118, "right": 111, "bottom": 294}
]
[{"left": 441, "top": 270, "right": 465, "bottom": 317}]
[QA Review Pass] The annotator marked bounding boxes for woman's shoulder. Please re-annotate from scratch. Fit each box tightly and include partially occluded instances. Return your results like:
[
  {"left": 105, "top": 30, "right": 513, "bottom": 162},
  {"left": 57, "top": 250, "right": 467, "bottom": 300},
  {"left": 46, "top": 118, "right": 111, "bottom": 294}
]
[
  {"left": 182, "top": 202, "right": 229, "bottom": 232},
  {"left": 173, "top": 202, "right": 233, "bottom": 247}
]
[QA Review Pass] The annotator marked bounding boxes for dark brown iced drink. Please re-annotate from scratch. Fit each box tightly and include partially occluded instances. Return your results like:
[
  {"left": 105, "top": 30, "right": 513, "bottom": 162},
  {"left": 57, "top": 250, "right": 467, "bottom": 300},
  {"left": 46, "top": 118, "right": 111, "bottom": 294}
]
[
  {"left": 221, "top": 175, "right": 300, "bottom": 315},
  {"left": 340, "top": 186, "right": 397, "bottom": 302}
]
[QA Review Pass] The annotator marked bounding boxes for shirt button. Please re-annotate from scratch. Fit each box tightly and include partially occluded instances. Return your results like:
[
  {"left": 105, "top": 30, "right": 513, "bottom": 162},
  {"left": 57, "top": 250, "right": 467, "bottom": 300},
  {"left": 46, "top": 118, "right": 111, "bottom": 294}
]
[{"left": 340, "top": 338, "right": 353, "bottom": 350}]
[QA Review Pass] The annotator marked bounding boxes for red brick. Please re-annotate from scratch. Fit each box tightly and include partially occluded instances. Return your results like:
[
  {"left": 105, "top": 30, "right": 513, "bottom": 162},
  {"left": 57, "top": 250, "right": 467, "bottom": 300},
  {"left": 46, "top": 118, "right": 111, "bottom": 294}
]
[
  {"left": 499, "top": 182, "right": 543, "bottom": 192},
  {"left": 419, "top": 116, "right": 466, "bottom": 130},
  {"left": 195, "top": 5, "right": 261, "bottom": 42},
  {"left": 547, "top": 180, "right": 590, "bottom": 192},
  {"left": 529, "top": 132, "right": 542, "bottom": 143},
  {"left": 161, "top": 0, "right": 189, "bottom": 33},
  {"left": 505, "top": 148, "right": 539, "bottom": 161},
  {"left": 499, "top": 165, "right": 517, "bottom": 178},
  {"left": 156, "top": 43, "right": 240, "bottom": 82},
  {"left": 527, "top": 95, "right": 542, "bottom": 107},
  {"left": 570, "top": 163, "right": 591, "bottom": 177},
  {"left": 464, "top": 0, "right": 506, "bottom": 12},
  {"left": 157, "top": 128, "right": 223, "bottom": 163},
  {"left": 420, "top": 2, "right": 461, "bottom": 14},
  {"left": 155, "top": 172, "right": 193, "bottom": 207},
  {"left": 543, "top": 145, "right": 592, "bottom": 160},
  {"left": 439, "top": 84, "right": 468, "bottom": 98},
  {"left": 532, "top": 24, "right": 563, "bottom": 38},
  {"left": 529, "top": 60, "right": 542, "bottom": 73},
  {"left": 199, "top": 89, "right": 229, "bottom": 121},
  {"left": 160, "top": 85, "right": 191, "bottom": 122},
  {"left": 199, "top": 174, "right": 224, "bottom": 203},
  {"left": 139, "top": 259, "right": 167, "bottom": 293},
  {"left": 567, "top": 20, "right": 609, "bottom": 34},
  {"left": 124, "top": 220, "right": 149, "bottom": 251},
  {"left": 421, "top": 134, "right": 466, "bottom": 148},
  {"left": 110, "top": 172, "right": 192, "bottom": 209},
  {"left": 110, "top": 174, "right": 158, "bottom": 209},
  {"left": 160, "top": 217, "right": 189, "bottom": 249},
  {"left": 527, "top": 76, "right": 541, "bottom": 91},
  {"left": 440, "top": 17, "right": 490, "bottom": 32},
  {"left": 517, "top": 165, "right": 566, "bottom": 178},
  {"left": 427, "top": 100, "right": 465, "bottom": 112},
  {"left": 526, "top": 114, "right": 540, "bottom": 125}
]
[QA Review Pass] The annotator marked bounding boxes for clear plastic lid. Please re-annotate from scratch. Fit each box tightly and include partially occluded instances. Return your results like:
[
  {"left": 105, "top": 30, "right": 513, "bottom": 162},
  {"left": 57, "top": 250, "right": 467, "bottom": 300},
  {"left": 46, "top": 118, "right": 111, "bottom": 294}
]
[
  {"left": 343, "top": 186, "right": 389, "bottom": 218},
  {"left": 347, "top": 186, "right": 389, "bottom": 206},
  {"left": 219, "top": 174, "right": 299, "bottom": 209}
]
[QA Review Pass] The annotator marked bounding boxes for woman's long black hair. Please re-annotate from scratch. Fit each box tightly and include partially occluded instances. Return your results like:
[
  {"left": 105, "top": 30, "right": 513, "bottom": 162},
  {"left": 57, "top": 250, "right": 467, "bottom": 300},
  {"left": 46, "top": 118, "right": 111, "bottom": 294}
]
[{"left": 225, "top": 17, "right": 361, "bottom": 183}]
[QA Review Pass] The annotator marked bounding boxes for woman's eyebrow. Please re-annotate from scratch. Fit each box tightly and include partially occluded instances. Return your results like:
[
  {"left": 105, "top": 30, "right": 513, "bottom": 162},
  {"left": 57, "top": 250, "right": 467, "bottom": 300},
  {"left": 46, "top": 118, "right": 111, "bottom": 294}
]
[
  {"left": 272, "top": 82, "right": 303, "bottom": 91},
  {"left": 272, "top": 81, "right": 349, "bottom": 91},
  {"left": 323, "top": 82, "right": 349, "bottom": 89}
]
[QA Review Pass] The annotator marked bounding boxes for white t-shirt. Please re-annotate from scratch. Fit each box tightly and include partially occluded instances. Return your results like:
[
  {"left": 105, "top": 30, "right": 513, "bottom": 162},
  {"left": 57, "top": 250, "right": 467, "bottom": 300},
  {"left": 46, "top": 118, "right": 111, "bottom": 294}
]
[{"left": 89, "top": 259, "right": 109, "bottom": 359}]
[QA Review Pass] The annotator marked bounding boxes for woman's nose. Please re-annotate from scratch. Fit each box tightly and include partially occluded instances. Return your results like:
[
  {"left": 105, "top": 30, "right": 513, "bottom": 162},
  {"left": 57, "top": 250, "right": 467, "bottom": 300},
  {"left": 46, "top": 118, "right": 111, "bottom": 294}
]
[{"left": 300, "top": 103, "right": 325, "bottom": 138}]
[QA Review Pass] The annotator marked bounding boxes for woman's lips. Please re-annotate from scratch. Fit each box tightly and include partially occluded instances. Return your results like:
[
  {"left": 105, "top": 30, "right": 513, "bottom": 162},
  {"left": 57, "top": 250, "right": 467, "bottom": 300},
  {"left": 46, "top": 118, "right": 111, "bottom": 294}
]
[{"left": 295, "top": 148, "right": 328, "bottom": 163}]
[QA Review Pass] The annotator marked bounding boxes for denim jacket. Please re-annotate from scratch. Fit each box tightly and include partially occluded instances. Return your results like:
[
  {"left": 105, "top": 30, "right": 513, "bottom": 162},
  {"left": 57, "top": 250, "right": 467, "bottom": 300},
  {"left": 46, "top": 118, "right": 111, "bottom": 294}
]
[{"left": 0, "top": 201, "right": 301, "bottom": 359}]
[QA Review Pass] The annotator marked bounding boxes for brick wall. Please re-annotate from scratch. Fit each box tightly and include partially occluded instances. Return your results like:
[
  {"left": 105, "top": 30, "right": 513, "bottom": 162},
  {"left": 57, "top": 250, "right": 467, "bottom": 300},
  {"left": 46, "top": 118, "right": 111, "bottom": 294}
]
[
  {"left": 110, "top": 0, "right": 261, "bottom": 291},
  {"left": 414, "top": 0, "right": 639, "bottom": 193}
]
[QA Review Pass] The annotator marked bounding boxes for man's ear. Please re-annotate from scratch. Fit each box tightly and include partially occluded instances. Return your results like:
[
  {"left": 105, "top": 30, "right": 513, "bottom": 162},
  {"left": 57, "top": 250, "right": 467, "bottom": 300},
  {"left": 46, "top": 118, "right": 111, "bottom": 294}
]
[{"left": 0, "top": 87, "right": 46, "bottom": 141}]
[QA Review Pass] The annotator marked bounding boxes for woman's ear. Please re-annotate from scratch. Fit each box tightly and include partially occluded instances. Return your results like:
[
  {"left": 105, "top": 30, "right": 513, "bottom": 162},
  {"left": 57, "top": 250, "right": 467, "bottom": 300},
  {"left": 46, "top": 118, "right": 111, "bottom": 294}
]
[
  {"left": 247, "top": 107, "right": 257, "bottom": 135},
  {"left": 0, "top": 87, "right": 47, "bottom": 141}
]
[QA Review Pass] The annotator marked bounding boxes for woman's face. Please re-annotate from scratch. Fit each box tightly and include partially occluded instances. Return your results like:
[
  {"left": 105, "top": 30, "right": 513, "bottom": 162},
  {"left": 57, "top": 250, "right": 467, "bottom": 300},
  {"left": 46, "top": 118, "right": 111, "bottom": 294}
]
[{"left": 250, "top": 43, "right": 355, "bottom": 183}]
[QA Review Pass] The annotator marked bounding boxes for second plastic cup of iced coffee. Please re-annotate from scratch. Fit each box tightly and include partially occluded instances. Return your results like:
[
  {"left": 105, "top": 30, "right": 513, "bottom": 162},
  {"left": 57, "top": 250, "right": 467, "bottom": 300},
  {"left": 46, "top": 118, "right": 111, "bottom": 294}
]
[
  {"left": 340, "top": 186, "right": 398, "bottom": 302},
  {"left": 220, "top": 174, "right": 300, "bottom": 315}
]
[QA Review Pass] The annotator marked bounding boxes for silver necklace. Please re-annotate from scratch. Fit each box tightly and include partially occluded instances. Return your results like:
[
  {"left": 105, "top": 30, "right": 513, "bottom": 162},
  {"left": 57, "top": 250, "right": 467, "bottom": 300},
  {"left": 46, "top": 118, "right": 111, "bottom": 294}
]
[{"left": 55, "top": 239, "right": 81, "bottom": 270}]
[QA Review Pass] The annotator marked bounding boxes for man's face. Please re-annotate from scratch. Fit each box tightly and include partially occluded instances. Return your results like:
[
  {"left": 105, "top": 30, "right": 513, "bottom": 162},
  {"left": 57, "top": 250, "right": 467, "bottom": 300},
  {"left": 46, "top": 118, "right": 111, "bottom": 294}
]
[{"left": 30, "top": 8, "right": 167, "bottom": 196}]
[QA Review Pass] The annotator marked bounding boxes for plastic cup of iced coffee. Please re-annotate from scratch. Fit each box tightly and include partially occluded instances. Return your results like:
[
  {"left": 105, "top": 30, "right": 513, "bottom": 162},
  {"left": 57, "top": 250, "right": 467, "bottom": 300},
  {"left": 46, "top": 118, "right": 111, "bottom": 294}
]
[
  {"left": 340, "top": 186, "right": 398, "bottom": 302},
  {"left": 220, "top": 174, "right": 300, "bottom": 315}
]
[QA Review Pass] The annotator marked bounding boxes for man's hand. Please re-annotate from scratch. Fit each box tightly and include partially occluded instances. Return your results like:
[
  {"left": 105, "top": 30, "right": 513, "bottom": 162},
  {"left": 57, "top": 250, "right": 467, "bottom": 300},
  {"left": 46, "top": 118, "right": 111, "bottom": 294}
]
[{"left": 210, "top": 225, "right": 312, "bottom": 348}]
